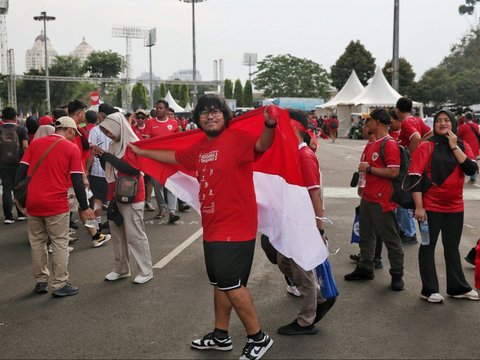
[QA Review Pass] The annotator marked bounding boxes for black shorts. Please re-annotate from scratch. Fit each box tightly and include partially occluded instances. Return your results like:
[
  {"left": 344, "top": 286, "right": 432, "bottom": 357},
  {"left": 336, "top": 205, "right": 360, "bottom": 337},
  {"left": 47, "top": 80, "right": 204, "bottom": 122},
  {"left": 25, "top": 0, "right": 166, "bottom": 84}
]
[
  {"left": 203, "top": 239, "right": 255, "bottom": 291},
  {"left": 88, "top": 175, "right": 108, "bottom": 203}
]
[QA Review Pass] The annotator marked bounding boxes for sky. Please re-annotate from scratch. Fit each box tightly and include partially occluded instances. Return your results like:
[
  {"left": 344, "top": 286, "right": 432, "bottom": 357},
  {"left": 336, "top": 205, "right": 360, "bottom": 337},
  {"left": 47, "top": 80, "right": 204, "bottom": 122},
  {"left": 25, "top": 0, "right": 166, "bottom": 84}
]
[{"left": 7, "top": 0, "right": 476, "bottom": 86}]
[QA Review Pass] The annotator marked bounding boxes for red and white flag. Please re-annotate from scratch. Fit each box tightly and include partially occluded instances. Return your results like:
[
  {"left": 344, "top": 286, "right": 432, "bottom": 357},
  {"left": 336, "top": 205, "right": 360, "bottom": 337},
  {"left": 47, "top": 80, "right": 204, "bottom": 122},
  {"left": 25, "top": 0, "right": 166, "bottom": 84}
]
[{"left": 125, "top": 106, "right": 329, "bottom": 271}]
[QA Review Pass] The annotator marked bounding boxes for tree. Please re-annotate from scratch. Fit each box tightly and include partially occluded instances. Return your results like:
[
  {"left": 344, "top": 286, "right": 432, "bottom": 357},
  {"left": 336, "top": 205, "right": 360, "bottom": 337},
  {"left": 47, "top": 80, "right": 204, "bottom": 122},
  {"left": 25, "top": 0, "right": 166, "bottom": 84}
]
[
  {"left": 383, "top": 57, "right": 416, "bottom": 97},
  {"left": 253, "top": 54, "right": 330, "bottom": 98},
  {"left": 224, "top": 79, "right": 233, "bottom": 98},
  {"left": 170, "top": 84, "right": 181, "bottom": 101},
  {"left": 243, "top": 80, "right": 253, "bottom": 107},
  {"left": 83, "top": 51, "right": 123, "bottom": 93},
  {"left": 233, "top": 79, "right": 243, "bottom": 107},
  {"left": 179, "top": 84, "right": 190, "bottom": 108},
  {"left": 330, "top": 40, "right": 376, "bottom": 89},
  {"left": 459, "top": 0, "right": 479, "bottom": 15},
  {"left": 49, "top": 55, "right": 85, "bottom": 107},
  {"left": 413, "top": 67, "right": 452, "bottom": 106},
  {"left": 131, "top": 83, "right": 148, "bottom": 110},
  {"left": 113, "top": 87, "right": 123, "bottom": 108},
  {"left": 160, "top": 83, "right": 167, "bottom": 98},
  {"left": 17, "top": 69, "right": 47, "bottom": 114}
]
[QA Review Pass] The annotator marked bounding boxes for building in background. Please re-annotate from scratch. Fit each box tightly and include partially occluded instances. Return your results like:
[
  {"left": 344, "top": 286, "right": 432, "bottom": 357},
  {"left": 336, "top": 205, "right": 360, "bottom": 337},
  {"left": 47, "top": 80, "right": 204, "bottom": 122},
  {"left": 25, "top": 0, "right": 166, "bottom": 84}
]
[
  {"left": 25, "top": 30, "right": 58, "bottom": 71},
  {"left": 168, "top": 69, "right": 201, "bottom": 82},
  {"left": 70, "top": 37, "right": 94, "bottom": 62}
]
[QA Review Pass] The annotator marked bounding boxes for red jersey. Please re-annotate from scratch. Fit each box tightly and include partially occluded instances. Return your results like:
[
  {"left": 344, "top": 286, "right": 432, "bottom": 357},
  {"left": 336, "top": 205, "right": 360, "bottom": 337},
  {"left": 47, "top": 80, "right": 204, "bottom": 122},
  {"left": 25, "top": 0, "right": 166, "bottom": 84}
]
[
  {"left": 106, "top": 156, "right": 145, "bottom": 204},
  {"left": 389, "top": 130, "right": 400, "bottom": 141},
  {"left": 143, "top": 118, "right": 180, "bottom": 138},
  {"left": 361, "top": 135, "right": 400, "bottom": 212},
  {"left": 398, "top": 116, "right": 431, "bottom": 148},
  {"left": 457, "top": 122, "right": 479, "bottom": 157},
  {"left": 179, "top": 118, "right": 188, "bottom": 131},
  {"left": 298, "top": 143, "right": 320, "bottom": 190},
  {"left": 409, "top": 141, "right": 475, "bottom": 213},
  {"left": 176, "top": 129, "right": 259, "bottom": 242},
  {"left": 20, "top": 134, "right": 84, "bottom": 217},
  {"left": 74, "top": 126, "right": 91, "bottom": 167}
]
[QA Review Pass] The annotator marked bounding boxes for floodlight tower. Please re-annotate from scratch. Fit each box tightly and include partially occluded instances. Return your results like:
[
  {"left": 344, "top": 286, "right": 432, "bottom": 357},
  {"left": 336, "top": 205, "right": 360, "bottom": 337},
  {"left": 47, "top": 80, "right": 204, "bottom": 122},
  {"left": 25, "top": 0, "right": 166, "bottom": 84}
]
[
  {"left": 112, "top": 25, "right": 148, "bottom": 110},
  {"left": 144, "top": 28, "right": 157, "bottom": 109},
  {"left": 7, "top": 48, "right": 16, "bottom": 108},
  {"left": 243, "top": 53, "right": 257, "bottom": 82},
  {"left": 0, "top": 0, "right": 9, "bottom": 75}
]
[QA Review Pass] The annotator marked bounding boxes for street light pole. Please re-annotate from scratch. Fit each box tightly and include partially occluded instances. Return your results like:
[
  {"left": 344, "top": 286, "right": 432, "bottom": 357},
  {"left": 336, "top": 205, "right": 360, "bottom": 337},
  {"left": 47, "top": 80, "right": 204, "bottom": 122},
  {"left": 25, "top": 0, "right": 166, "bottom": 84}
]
[
  {"left": 392, "top": 0, "right": 400, "bottom": 92},
  {"left": 33, "top": 11, "right": 55, "bottom": 113}
]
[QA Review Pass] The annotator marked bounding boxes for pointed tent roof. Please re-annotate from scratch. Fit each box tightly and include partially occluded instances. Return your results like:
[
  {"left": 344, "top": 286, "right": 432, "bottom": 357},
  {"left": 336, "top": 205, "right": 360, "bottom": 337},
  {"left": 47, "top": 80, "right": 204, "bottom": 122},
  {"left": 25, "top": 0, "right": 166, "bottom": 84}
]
[
  {"left": 183, "top": 103, "right": 192, "bottom": 112},
  {"left": 320, "top": 70, "right": 364, "bottom": 108},
  {"left": 351, "top": 67, "right": 402, "bottom": 107},
  {"left": 164, "top": 91, "right": 185, "bottom": 112}
]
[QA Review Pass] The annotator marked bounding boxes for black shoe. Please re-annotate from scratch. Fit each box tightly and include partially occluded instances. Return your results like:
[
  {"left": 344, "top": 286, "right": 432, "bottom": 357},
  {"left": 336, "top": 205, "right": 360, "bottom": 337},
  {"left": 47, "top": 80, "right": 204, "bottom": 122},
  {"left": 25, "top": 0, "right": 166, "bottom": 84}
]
[
  {"left": 240, "top": 333, "right": 273, "bottom": 360},
  {"left": 179, "top": 204, "right": 191, "bottom": 212},
  {"left": 374, "top": 257, "right": 384, "bottom": 269},
  {"left": 349, "top": 253, "right": 360, "bottom": 262},
  {"left": 277, "top": 319, "right": 317, "bottom": 335},
  {"left": 101, "top": 221, "right": 110, "bottom": 231},
  {"left": 344, "top": 267, "right": 374, "bottom": 281},
  {"left": 464, "top": 248, "right": 476, "bottom": 266},
  {"left": 69, "top": 222, "right": 79, "bottom": 230},
  {"left": 168, "top": 213, "right": 180, "bottom": 224},
  {"left": 191, "top": 332, "right": 233, "bottom": 351},
  {"left": 51, "top": 283, "right": 79, "bottom": 298},
  {"left": 391, "top": 275, "right": 405, "bottom": 291},
  {"left": 313, "top": 297, "right": 336, "bottom": 324},
  {"left": 34, "top": 282, "right": 48, "bottom": 294},
  {"left": 401, "top": 235, "right": 418, "bottom": 245}
]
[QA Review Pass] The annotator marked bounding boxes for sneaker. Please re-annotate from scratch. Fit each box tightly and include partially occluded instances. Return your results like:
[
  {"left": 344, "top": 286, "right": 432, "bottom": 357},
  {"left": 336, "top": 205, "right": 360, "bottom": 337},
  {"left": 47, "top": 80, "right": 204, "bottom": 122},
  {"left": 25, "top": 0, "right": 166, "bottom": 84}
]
[
  {"left": 93, "top": 234, "right": 111, "bottom": 248},
  {"left": 401, "top": 234, "right": 418, "bottom": 245},
  {"left": 68, "top": 246, "right": 74, "bottom": 253},
  {"left": 277, "top": 319, "right": 317, "bottom": 335},
  {"left": 349, "top": 253, "right": 360, "bottom": 262},
  {"left": 464, "top": 248, "right": 476, "bottom": 266},
  {"left": 239, "top": 333, "right": 273, "bottom": 360},
  {"left": 144, "top": 201, "right": 155, "bottom": 211},
  {"left": 51, "top": 283, "right": 79, "bottom": 298},
  {"left": 34, "top": 282, "right": 48, "bottom": 294},
  {"left": 373, "top": 257, "right": 384, "bottom": 269},
  {"left": 168, "top": 212, "right": 180, "bottom": 224},
  {"left": 286, "top": 285, "right": 301, "bottom": 297},
  {"left": 179, "top": 203, "right": 191, "bottom": 212},
  {"left": 17, "top": 216, "right": 27, "bottom": 221},
  {"left": 69, "top": 228, "right": 77, "bottom": 235},
  {"left": 4, "top": 219, "right": 14, "bottom": 224},
  {"left": 344, "top": 267, "right": 374, "bottom": 281},
  {"left": 70, "top": 222, "right": 79, "bottom": 230},
  {"left": 48, "top": 245, "right": 52, "bottom": 253},
  {"left": 451, "top": 289, "right": 479, "bottom": 301},
  {"left": 390, "top": 275, "right": 405, "bottom": 291},
  {"left": 154, "top": 211, "right": 166, "bottom": 219},
  {"left": 133, "top": 274, "right": 153, "bottom": 284},
  {"left": 68, "top": 236, "right": 78, "bottom": 244},
  {"left": 420, "top": 293, "right": 444, "bottom": 303},
  {"left": 191, "top": 332, "right": 233, "bottom": 351},
  {"left": 105, "top": 271, "right": 131, "bottom": 281},
  {"left": 313, "top": 297, "right": 337, "bottom": 324}
]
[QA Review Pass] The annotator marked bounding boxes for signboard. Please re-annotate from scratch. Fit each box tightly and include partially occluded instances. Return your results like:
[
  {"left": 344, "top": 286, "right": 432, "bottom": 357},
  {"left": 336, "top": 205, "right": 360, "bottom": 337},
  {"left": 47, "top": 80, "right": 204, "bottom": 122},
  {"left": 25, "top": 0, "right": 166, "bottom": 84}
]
[{"left": 90, "top": 91, "right": 100, "bottom": 106}]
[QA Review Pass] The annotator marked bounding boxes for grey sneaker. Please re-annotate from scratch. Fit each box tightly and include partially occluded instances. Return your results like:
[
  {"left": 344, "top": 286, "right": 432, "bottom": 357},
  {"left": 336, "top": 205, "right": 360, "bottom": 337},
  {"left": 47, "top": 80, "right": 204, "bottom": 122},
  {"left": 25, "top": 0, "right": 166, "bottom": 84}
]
[
  {"left": 34, "top": 282, "right": 48, "bottom": 294},
  {"left": 51, "top": 283, "right": 79, "bottom": 298}
]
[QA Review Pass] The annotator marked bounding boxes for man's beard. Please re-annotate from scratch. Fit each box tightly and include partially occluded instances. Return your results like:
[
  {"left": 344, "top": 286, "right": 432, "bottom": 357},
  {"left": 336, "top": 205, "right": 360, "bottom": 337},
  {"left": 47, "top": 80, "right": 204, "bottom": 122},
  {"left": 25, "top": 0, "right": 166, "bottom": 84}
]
[{"left": 201, "top": 125, "right": 225, "bottom": 138}]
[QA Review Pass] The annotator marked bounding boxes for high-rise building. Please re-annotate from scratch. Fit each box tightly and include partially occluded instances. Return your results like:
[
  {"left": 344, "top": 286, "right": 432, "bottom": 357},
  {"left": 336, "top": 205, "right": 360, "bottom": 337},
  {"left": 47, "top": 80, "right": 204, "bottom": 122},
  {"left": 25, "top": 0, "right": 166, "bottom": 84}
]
[
  {"left": 70, "top": 37, "right": 94, "bottom": 63},
  {"left": 25, "top": 30, "right": 58, "bottom": 71},
  {"left": 168, "top": 69, "right": 201, "bottom": 82}
]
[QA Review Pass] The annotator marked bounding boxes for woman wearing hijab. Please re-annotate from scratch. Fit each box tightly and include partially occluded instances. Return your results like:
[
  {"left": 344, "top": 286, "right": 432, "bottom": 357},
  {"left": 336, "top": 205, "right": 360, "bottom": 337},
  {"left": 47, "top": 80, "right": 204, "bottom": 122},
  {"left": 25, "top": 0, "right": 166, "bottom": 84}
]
[
  {"left": 408, "top": 109, "right": 479, "bottom": 303},
  {"left": 33, "top": 125, "right": 54, "bottom": 140},
  {"left": 91, "top": 113, "right": 153, "bottom": 284}
]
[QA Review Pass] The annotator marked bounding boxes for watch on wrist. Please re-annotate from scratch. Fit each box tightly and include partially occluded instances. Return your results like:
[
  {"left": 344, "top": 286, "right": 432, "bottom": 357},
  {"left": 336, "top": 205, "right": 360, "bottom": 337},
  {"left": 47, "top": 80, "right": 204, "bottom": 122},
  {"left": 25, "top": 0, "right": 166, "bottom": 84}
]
[
  {"left": 264, "top": 121, "right": 277, "bottom": 129},
  {"left": 366, "top": 166, "right": 372, "bottom": 174}
]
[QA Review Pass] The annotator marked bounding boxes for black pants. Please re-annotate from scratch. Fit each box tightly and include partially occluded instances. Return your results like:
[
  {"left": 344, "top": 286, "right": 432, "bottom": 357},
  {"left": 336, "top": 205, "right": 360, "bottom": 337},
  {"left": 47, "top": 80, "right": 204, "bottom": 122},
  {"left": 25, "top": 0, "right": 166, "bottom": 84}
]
[
  {"left": 419, "top": 211, "right": 471, "bottom": 296},
  {"left": 0, "top": 167, "right": 20, "bottom": 220}
]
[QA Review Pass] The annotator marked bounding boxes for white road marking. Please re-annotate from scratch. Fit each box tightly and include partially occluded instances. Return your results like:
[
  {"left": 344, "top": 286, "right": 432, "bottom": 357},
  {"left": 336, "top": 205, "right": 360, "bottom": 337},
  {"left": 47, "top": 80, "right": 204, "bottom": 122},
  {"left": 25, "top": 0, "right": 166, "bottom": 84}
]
[{"left": 153, "top": 228, "right": 203, "bottom": 269}]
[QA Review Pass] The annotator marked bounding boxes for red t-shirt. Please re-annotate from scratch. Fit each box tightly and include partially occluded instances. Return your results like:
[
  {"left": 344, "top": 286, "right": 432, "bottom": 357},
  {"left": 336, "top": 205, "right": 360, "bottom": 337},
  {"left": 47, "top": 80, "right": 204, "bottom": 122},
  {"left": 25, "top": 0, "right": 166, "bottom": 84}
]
[
  {"left": 361, "top": 135, "right": 400, "bottom": 212},
  {"left": 298, "top": 143, "right": 320, "bottom": 190},
  {"left": 398, "top": 116, "right": 431, "bottom": 148},
  {"left": 143, "top": 118, "right": 180, "bottom": 138},
  {"left": 176, "top": 129, "right": 259, "bottom": 242},
  {"left": 74, "top": 126, "right": 91, "bottom": 166},
  {"left": 20, "top": 134, "right": 84, "bottom": 217},
  {"left": 106, "top": 155, "right": 145, "bottom": 204},
  {"left": 389, "top": 130, "right": 400, "bottom": 141},
  {"left": 409, "top": 141, "right": 474, "bottom": 213},
  {"left": 457, "top": 122, "right": 479, "bottom": 157},
  {"left": 131, "top": 124, "right": 148, "bottom": 140}
]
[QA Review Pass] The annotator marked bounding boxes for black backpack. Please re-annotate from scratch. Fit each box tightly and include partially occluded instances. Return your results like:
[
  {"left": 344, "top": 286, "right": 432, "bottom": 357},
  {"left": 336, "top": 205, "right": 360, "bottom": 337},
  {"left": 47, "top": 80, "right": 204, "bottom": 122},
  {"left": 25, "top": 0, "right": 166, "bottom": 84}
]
[
  {"left": 0, "top": 124, "right": 20, "bottom": 165},
  {"left": 379, "top": 137, "right": 415, "bottom": 209}
]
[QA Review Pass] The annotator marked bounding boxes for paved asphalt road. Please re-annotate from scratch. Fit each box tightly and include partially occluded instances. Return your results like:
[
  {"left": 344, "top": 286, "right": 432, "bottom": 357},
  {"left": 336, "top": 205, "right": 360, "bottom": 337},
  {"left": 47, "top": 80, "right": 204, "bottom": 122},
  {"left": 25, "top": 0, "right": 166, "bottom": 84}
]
[{"left": 1, "top": 138, "right": 479, "bottom": 359}]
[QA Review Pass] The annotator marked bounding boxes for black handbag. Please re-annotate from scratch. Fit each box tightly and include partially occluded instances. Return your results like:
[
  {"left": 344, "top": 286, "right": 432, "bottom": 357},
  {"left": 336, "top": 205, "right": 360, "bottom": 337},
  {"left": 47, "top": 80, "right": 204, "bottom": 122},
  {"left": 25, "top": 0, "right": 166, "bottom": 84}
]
[
  {"left": 107, "top": 198, "right": 124, "bottom": 226},
  {"left": 115, "top": 176, "right": 138, "bottom": 203}
]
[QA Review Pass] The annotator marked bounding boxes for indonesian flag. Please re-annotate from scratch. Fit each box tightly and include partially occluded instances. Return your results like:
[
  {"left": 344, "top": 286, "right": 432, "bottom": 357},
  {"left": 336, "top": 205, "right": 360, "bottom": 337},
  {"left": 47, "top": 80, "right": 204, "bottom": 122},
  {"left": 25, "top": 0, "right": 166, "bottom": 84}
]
[{"left": 125, "top": 106, "right": 329, "bottom": 271}]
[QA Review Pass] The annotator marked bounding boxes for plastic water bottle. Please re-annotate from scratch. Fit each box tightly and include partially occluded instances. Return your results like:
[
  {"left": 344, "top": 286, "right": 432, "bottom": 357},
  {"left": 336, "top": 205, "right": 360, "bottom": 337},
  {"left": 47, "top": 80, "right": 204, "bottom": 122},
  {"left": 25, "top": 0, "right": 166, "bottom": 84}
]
[
  {"left": 419, "top": 219, "right": 429, "bottom": 245},
  {"left": 358, "top": 172, "right": 366, "bottom": 188}
]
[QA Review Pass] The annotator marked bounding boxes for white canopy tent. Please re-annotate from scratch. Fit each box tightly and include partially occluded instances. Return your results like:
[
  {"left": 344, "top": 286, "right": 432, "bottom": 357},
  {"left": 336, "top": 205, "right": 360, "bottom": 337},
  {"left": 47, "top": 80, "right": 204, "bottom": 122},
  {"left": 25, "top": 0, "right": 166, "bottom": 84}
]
[
  {"left": 351, "top": 67, "right": 403, "bottom": 107},
  {"left": 183, "top": 103, "right": 193, "bottom": 112},
  {"left": 320, "top": 70, "right": 365, "bottom": 108},
  {"left": 164, "top": 91, "right": 185, "bottom": 113}
]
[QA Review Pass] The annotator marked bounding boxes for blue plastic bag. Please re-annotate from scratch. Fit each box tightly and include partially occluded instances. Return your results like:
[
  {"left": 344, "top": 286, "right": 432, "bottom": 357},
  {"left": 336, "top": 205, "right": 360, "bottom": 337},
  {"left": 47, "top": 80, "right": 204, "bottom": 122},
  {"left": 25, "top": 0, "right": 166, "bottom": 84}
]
[
  {"left": 315, "top": 259, "right": 339, "bottom": 299},
  {"left": 351, "top": 206, "right": 360, "bottom": 244}
]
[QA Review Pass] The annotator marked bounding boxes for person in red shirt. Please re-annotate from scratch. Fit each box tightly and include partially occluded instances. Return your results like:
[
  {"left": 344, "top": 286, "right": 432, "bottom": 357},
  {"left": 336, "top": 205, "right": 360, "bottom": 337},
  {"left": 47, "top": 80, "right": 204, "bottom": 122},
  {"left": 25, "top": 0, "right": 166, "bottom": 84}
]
[
  {"left": 129, "top": 94, "right": 276, "bottom": 360},
  {"left": 344, "top": 109, "right": 405, "bottom": 291},
  {"left": 457, "top": 112, "right": 479, "bottom": 184},
  {"left": 388, "top": 109, "right": 401, "bottom": 141},
  {"left": 91, "top": 112, "right": 153, "bottom": 284},
  {"left": 396, "top": 97, "right": 432, "bottom": 153},
  {"left": 15, "top": 116, "right": 95, "bottom": 297},
  {"left": 408, "top": 109, "right": 479, "bottom": 303},
  {"left": 329, "top": 115, "right": 339, "bottom": 143}
]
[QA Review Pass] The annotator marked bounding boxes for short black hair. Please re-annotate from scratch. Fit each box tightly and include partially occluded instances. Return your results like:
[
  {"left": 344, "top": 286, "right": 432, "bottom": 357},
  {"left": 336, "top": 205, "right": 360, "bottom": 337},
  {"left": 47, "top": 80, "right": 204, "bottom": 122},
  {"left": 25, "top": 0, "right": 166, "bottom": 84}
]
[
  {"left": 396, "top": 97, "right": 412, "bottom": 113},
  {"left": 193, "top": 94, "right": 233, "bottom": 126},
  {"left": 98, "top": 103, "right": 118, "bottom": 116},
  {"left": 155, "top": 99, "right": 169, "bottom": 108},
  {"left": 68, "top": 99, "right": 87, "bottom": 116},
  {"left": 150, "top": 109, "right": 156, "bottom": 117},
  {"left": 389, "top": 108, "right": 398, "bottom": 120},
  {"left": 288, "top": 109, "right": 309, "bottom": 131},
  {"left": 2, "top": 107, "right": 17, "bottom": 120},
  {"left": 85, "top": 110, "right": 98, "bottom": 124},
  {"left": 370, "top": 108, "right": 391, "bottom": 125},
  {"left": 52, "top": 108, "right": 68, "bottom": 120},
  {"left": 167, "top": 107, "right": 175, "bottom": 114}
]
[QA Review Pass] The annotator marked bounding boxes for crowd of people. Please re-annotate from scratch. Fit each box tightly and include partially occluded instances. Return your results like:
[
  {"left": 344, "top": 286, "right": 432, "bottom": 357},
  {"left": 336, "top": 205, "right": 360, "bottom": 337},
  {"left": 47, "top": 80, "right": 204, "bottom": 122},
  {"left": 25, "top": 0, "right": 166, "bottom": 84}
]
[{"left": 1, "top": 94, "right": 479, "bottom": 359}]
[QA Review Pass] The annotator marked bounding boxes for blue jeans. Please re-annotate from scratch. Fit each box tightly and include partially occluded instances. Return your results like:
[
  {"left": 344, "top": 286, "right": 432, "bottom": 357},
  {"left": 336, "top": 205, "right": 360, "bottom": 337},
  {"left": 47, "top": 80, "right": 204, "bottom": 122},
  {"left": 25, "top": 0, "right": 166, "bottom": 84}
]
[{"left": 396, "top": 206, "right": 416, "bottom": 237}]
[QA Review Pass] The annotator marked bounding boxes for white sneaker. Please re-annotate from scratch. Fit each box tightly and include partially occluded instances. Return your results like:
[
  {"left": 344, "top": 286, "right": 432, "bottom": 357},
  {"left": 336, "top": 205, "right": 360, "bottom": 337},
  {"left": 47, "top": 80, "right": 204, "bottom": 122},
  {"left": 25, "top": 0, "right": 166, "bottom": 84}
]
[
  {"left": 68, "top": 246, "right": 74, "bottom": 252},
  {"left": 451, "top": 289, "right": 479, "bottom": 301},
  {"left": 287, "top": 285, "right": 301, "bottom": 297},
  {"left": 17, "top": 216, "right": 27, "bottom": 221},
  {"left": 48, "top": 244, "right": 52, "bottom": 253},
  {"left": 420, "top": 293, "right": 444, "bottom": 303},
  {"left": 93, "top": 234, "right": 111, "bottom": 248},
  {"left": 105, "top": 272, "right": 131, "bottom": 281},
  {"left": 133, "top": 274, "right": 153, "bottom": 284},
  {"left": 4, "top": 219, "right": 14, "bottom": 224}
]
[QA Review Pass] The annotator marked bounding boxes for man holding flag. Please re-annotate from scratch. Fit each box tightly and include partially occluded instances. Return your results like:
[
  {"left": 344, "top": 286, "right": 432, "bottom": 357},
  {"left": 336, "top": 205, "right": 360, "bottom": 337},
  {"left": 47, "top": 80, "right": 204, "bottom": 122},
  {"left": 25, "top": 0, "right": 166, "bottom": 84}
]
[{"left": 129, "top": 94, "right": 276, "bottom": 360}]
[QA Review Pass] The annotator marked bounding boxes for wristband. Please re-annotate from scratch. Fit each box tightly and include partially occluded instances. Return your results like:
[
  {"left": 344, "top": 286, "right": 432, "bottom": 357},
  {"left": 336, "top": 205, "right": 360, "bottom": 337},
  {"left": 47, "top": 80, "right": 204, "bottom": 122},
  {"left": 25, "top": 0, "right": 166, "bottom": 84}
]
[{"left": 264, "top": 121, "right": 277, "bottom": 129}]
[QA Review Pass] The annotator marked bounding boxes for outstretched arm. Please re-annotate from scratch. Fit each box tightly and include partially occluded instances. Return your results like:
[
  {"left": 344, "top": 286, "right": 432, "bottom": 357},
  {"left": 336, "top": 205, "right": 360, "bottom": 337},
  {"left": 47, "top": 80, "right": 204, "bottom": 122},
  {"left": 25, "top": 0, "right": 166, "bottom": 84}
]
[
  {"left": 128, "top": 143, "right": 179, "bottom": 164},
  {"left": 255, "top": 106, "right": 278, "bottom": 153}
]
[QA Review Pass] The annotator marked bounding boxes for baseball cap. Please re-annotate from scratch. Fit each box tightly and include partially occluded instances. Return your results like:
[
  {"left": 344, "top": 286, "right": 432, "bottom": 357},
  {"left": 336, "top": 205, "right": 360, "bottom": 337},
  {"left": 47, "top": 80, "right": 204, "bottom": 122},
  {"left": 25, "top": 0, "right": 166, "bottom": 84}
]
[
  {"left": 54, "top": 116, "right": 82, "bottom": 136},
  {"left": 363, "top": 109, "right": 391, "bottom": 125},
  {"left": 134, "top": 109, "right": 149, "bottom": 117}
]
